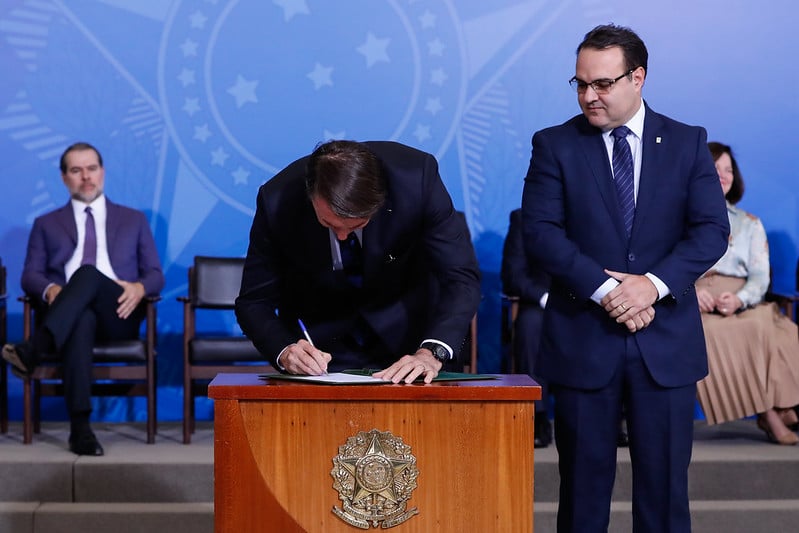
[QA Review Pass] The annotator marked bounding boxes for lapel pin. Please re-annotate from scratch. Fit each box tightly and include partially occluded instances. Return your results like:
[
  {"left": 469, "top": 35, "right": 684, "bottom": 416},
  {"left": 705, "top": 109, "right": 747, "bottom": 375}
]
[{"left": 655, "top": 136, "right": 662, "bottom": 144}]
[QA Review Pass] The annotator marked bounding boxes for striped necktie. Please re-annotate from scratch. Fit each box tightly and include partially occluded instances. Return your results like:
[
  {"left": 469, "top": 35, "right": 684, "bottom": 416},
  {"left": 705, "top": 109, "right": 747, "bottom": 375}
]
[{"left": 611, "top": 126, "right": 635, "bottom": 237}]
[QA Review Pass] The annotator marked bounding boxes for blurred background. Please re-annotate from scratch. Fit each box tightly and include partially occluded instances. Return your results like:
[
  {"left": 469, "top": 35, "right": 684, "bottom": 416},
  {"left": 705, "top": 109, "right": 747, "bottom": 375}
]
[{"left": 1, "top": 0, "right": 796, "bottom": 422}]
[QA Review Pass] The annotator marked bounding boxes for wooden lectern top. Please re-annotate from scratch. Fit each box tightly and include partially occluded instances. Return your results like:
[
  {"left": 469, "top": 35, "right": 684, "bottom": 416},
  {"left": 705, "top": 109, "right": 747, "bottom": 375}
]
[{"left": 208, "top": 372, "right": 541, "bottom": 401}]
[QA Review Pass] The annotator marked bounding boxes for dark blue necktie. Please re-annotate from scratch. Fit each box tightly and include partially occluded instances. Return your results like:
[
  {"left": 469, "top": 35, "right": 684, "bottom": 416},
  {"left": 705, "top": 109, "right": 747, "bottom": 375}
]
[
  {"left": 611, "top": 126, "right": 635, "bottom": 237},
  {"left": 339, "top": 232, "right": 363, "bottom": 287},
  {"left": 81, "top": 206, "right": 97, "bottom": 266}
]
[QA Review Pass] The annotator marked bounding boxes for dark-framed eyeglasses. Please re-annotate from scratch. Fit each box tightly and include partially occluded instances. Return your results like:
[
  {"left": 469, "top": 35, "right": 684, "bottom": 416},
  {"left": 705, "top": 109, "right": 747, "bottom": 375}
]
[{"left": 569, "top": 68, "right": 636, "bottom": 94}]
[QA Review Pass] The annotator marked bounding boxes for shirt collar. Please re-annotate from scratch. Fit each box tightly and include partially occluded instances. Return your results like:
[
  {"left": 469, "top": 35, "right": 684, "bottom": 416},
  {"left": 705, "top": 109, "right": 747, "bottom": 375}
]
[
  {"left": 603, "top": 98, "right": 645, "bottom": 139},
  {"left": 71, "top": 194, "right": 107, "bottom": 218}
]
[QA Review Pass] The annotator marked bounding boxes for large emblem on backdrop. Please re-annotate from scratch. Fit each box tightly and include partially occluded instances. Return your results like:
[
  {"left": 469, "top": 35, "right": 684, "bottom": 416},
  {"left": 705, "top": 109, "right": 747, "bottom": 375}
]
[
  {"left": 331, "top": 429, "right": 420, "bottom": 529},
  {"left": 158, "top": 0, "right": 465, "bottom": 216}
]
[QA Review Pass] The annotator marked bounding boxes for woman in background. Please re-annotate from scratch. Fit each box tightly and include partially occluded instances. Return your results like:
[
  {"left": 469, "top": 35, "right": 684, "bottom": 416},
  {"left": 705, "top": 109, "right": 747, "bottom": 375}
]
[{"left": 696, "top": 142, "right": 799, "bottom": 445}]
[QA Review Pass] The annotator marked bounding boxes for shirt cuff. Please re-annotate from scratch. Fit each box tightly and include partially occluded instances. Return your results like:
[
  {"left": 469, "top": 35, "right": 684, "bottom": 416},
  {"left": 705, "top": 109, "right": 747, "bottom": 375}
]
[
  {"left": 644, "top": 273, "right": 670, "bottom": 300},
  {"left": 275, "top": 346, "right": 289, "bottom": 371},
  {"left": 591, "top": 278, "right": 620, "bottom": 305}
]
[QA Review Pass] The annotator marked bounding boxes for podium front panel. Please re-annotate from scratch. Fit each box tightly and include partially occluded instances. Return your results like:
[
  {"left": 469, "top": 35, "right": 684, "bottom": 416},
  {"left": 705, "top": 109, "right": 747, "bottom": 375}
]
[{"left": 210, "top": 373, "right": 540, "bottom": 532}]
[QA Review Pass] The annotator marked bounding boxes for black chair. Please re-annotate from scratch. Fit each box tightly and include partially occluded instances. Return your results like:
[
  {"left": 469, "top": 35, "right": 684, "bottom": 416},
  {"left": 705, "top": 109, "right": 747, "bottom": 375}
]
[
  {"left": 19, "top": 294, "right": 160, "bottom": 444},
  {"left": 765, "top": 262, "right": 798, "bottom": 323},
  {"left": 0, "top": 261, "right": 7, "bottom": 434},
  {"left": 178, "top": 256, "right": 270, "bottom": 444},
  {"left": 461, "top": 314, "right": 479, "bottom": 374}
]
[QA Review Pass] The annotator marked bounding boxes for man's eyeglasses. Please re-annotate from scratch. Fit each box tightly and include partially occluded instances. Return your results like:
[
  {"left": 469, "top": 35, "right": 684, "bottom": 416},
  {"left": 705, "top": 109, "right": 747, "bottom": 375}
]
[{"left": 569, "top": 68, "right": 636, "bottom": 94}]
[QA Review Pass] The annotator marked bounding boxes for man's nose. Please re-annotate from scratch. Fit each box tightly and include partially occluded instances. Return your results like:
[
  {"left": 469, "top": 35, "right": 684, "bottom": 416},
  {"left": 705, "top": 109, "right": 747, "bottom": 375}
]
[{"left": 335, "top": 229, "right": 350, "bottom": 241}]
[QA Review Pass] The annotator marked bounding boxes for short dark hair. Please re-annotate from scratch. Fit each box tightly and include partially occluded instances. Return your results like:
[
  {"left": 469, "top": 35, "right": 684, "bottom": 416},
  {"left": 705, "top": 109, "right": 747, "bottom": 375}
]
[
  {"left": 60, "top": 142, "right": 103, "bottom": 173},
  {"left": 708, "top": 141, "right": 745, "bottom": 204},
  {"left": 577, "top": 24, "right": 648, "bottom": 75},
  {"left": 305, "top": 140, "right": 386, "bottom": 218}
]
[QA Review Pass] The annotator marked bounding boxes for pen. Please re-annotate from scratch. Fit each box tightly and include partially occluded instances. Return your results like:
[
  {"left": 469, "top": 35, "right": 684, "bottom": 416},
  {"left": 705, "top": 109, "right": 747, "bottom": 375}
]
[
  {"left": 298, "top": 318, "right": 327, "bottom": 375},
  {"left": 297, "top": 318, "right": 314, "bottom": 347}
]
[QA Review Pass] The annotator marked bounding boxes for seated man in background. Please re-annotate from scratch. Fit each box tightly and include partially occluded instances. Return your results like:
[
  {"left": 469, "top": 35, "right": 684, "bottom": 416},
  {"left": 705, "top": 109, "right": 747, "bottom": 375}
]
[
  {"left": 501, "top": 208, "right": 553, "bottom": 447},
  {"left": 501, "top": 208, "right": 630, "bottom": 448},
  {"left": 2, "top": 142, "right": 164, "bottom": 456},
  {"left": 236, "top": 140, "right": 481, "bottom": 384}
]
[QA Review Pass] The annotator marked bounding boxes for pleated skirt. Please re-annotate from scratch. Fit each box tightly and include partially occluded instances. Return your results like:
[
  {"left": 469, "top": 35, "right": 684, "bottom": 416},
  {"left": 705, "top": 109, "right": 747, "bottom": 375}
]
[{"left": 696, "top": 275, "right": 799, "bottom": 425}]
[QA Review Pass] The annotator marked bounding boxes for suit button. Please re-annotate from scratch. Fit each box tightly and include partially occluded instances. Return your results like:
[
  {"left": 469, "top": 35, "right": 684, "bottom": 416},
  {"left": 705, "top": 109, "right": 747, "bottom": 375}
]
[{"left": 627, "top": 253, "right": 636, "bottom": 262}]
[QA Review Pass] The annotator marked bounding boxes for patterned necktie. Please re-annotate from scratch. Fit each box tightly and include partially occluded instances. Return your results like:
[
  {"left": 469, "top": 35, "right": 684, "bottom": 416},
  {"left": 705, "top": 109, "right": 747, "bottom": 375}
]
[
  {"left": 339, "top": 232, "right": 363, "bottom": 287},
  {"left": 81, "top": 206, "right": 97, "bottom": 266},
  {"left": 611, "top": 126, "right": 635, "bottom": 237}
]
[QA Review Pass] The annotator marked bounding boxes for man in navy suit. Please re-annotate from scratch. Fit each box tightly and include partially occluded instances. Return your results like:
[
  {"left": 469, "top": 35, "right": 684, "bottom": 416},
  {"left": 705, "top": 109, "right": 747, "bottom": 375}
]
[
  {"left": 522, "top": 25, "right": 729, "bottom": 531},
  {"left": 236, "top": 140, "right": 481, "bottom": 384},
  {"left": 2, "top": 142, "right": 164, "bottom": 455}
]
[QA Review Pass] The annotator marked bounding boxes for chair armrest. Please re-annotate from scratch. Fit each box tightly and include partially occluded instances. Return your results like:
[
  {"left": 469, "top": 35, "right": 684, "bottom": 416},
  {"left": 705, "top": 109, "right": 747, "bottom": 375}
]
[{"left": 765, "top": 290, "right": 798, "bottom": 321}]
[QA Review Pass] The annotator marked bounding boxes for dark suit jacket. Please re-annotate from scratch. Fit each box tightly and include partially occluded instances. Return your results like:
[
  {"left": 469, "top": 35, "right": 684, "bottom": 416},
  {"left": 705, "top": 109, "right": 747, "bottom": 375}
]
[
  {"left": 21, "top": 198, "right": 164, "bottom": 303},
  {"left": 236, "top": 141, "right": 481, "bottom": 368},
  {"left": 521, "top": 104, "right": 729, "bottom": 390},
  {"left": 502, "top": 209, "right": 550, "bottom": 306}
]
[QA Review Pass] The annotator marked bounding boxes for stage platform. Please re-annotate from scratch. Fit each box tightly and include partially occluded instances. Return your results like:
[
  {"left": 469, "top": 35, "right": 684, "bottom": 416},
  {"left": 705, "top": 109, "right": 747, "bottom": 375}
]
[{"left": 1, "top": 420, "right": 797, "bottom": 532}]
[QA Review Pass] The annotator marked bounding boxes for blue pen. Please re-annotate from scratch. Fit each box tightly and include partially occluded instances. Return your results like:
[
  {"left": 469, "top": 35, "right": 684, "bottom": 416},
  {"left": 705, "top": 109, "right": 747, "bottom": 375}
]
[
  {"left": 297, "top": 318, "right": 314, "bottom": 347},
  {"left": 298, "top": 319, "right": 327, "bottom": 375}
]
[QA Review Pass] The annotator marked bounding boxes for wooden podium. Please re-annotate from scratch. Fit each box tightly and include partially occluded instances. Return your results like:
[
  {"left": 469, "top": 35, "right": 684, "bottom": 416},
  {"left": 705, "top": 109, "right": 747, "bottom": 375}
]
[{"left": 208, "top": 373, "right": 541, "bottom": 532}]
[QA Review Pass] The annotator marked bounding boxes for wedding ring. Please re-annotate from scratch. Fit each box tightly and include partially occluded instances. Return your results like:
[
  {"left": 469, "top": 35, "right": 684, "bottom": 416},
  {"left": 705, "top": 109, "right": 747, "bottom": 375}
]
[{"left": 620, "top": 303, "right": 627, "bottom": 311}]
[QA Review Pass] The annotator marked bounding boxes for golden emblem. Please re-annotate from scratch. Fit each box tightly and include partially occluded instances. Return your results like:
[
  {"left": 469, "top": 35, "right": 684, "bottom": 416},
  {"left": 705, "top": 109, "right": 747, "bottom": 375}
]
[{"left": 331, "top": 429, "right": 419, "bottom": 529}]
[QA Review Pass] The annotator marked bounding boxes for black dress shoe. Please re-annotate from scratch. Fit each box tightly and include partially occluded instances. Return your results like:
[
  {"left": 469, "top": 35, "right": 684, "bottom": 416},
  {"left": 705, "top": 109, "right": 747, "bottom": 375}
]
[
  {"left": 2, "top": 342, "right": 37, "bottom": 375},
  {"left": 69, "top": 431, "right": 105, "bottom": 456},
  {"left": 534, "top": 417, "right": 553, "bottom": 448}
]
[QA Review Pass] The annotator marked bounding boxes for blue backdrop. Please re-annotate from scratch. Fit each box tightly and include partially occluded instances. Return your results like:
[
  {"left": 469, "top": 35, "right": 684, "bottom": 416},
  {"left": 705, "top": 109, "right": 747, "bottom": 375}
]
[{"left": 1, "top": 0, "right": 797, "bottom": 422}]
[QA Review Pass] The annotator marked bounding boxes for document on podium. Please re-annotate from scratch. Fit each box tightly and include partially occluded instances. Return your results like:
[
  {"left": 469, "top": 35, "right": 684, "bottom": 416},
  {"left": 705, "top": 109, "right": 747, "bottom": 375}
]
[
  {"left": 262, "top": 369, "right": 497, "bottom": 385},
  {"left": 264, "top": 372, "right": 392, "bottom": 385}
]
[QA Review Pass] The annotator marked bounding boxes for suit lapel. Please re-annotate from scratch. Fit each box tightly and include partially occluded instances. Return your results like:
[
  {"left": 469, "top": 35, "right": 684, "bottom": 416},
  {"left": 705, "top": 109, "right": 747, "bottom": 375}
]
[
  {"left": 55, "top": 203, "right": 78, "bottom": 247},
  {"left": 361, "top": 196, "right": 394, "bottom": 283},
  {"left": 631, "top": 108, "right": 665, "bottom": 244},
  {"left": 106, "top": 199, "right": 119, "bottom": 262},
  {"left": 577, "top": 121, "right": 627, "bottom": 240}
]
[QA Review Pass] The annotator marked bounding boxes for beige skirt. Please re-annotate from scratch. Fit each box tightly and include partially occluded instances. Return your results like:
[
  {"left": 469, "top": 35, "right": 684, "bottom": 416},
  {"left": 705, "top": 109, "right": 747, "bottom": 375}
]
[{"left": 696, "top": 275, "right": 799, "bottom": 425}]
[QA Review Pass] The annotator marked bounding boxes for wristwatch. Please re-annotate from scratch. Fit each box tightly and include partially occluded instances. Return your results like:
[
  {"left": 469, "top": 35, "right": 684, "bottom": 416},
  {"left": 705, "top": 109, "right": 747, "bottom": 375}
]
[{"left": 419, "top": 341, "right": 450, "bottom": 363}]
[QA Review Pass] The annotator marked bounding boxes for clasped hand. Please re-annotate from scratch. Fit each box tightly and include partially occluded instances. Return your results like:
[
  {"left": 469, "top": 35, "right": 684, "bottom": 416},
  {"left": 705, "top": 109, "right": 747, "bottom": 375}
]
[
  {"left": 601, "top": 269, "right": 657, "bottom": 333},
  {"left": 697, "top": 288, "right": 741, "bottom": 316}
]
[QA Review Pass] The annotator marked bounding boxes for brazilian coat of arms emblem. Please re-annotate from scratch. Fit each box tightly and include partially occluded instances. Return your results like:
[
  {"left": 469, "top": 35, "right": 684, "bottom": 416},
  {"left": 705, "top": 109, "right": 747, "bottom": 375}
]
[{"left": 331, "top": 429, "right": 420, "bottom": 529}]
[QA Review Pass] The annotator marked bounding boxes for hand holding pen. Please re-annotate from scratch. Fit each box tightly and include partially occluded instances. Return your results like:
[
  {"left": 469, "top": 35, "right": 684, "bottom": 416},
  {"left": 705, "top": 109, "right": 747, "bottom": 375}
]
[{"left": 281, "top": 319, "right": 331, "bottom": 375}]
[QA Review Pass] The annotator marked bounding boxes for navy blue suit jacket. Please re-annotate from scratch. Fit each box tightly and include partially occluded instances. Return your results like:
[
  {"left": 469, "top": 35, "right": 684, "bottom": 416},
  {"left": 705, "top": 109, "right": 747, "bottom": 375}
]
[
  {"left": 236, "top": 141, "right": 481, "bottom": 367},
  {"left": 21, "top": 198, "right": 164, "bottom": 303},
  {"left": 522, "top": 104, "right": 729, "bottom": 390}
]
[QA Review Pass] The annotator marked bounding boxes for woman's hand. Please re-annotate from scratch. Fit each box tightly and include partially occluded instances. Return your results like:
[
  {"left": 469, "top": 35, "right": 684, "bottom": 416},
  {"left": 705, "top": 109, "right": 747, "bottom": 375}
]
[{"left": 715, "top": 292, "right": 743, "bottom": 317}]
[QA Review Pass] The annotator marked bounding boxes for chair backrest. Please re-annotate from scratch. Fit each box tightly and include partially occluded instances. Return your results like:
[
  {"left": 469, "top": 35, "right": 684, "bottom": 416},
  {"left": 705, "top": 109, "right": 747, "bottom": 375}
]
[{"left": 192, "top": 256, "right": 245, "bottom": 309}]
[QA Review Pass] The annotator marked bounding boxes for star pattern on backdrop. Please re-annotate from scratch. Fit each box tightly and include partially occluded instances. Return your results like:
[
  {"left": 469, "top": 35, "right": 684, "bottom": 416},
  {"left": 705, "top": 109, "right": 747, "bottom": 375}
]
[
  {"left": 425, "top": 97, "right": 442, "bottom": 115},
  {"left": 307, "top": 62, "right": 334, "bottom": 90},
  {"left": 180, "top": 38, "right": 198, "bottom": 57},
  {"left": 231, "top": 166, "right": 250, "bottom": 185},
  {"left": 273, "top": 0, "right": 309, "bottom": 22},
  {"left": 356, "top": 32, "right": 391, "bottom": 68},
  {"left": 210, "top": 146, "right": 229, "bottom": 166},
  {"left": 177, "top": 68, "right": 195, "bottom": 87},
  {"left": 227, "top": 75, "right": 259, "bottom": 108},
  {"left": 189, "top": 11, "right": 207, "bottom": 29},
  {"left": 182, "top": 97, "right": 200, "bottom": 116},
  {"left": 193, "top": 124, "right": 211, "bottom": 143},
  {"left": 419, "top": 10, "right": 436, "bottom": 29}
]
